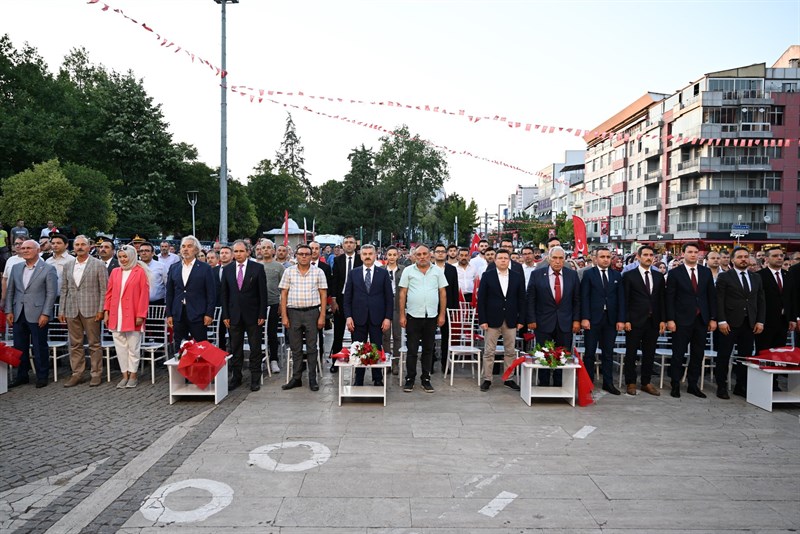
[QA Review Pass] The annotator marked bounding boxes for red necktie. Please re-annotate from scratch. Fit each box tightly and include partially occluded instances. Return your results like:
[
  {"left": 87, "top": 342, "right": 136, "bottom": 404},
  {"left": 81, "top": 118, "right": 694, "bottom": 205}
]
[
  {"left": 691, "top": 268, "right": 698, "bottom": 293},
  {"left": 554, "top": 271, "right": 562, "bottom": 305},
  {"left": 776, "top": 271, "right": 783, "bottom": 293}
]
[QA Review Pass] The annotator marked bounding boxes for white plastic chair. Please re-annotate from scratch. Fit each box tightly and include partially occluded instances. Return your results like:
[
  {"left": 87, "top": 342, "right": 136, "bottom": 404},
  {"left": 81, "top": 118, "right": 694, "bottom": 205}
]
[
  {"left": 443, "top": 307, "right": 482, "bottom": 385},
  {"left": 47, "top": 303, "right": 70, "bottom": 382},
  {"left": 140, "top": 305, "right": 168, "bottom": 383}
]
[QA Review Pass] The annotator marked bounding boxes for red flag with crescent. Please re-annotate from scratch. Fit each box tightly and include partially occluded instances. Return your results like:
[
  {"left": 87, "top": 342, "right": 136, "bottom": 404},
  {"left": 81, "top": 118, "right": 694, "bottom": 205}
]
[{"left": 573, "top": 216, "right": 588, "bottom": 257}]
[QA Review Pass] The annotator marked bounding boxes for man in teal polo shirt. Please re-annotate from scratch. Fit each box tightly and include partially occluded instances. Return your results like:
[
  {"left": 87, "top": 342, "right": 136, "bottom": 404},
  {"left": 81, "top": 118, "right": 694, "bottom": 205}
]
[{"left": 398, "top": 244, "right": 447, "bottom": 393}]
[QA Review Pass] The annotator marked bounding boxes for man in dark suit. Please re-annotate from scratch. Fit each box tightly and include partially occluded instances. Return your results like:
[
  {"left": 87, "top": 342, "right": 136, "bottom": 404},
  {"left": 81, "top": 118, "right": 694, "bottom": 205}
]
[
  {"left": 211, "top": 245, "right": 232, "bottom": 351},
  {"left": 478, "top": 248, "right": 526, "bottom": 391},
  {"left": 221, "top": 240, "right": 268, "bottom": 391},
  {"left": 344, "top": 244, "right": 393, "bottom": 386},
  {"left": 715, "top": 246, "right": 766, "bottom": 398},
  {"left": 329, "top": 235, "right": 361, "bottom": 373},
  {"left": 756, "top": 246, "right": 795, "bottom": 351},
  {"left": 526, "top": 245, "right": 580, "bottom": 387},
  {"left": 6, "top": 240, "right": 58, "bottom": 388},
  {"left": 788, "top": 259, "right": 800, "bottom": 341},
  {"left": 310, "top": 241, "right": 333, "bottom": 364},
  {"left": 622, "top": 245, "right": 666, "bottom": 396},
  {"left": 97, "top": 238, "right": 119, "bottom": 275},
  {"left": 166, "top": 235, "right": 216, "bottom": 349},
  {"left": 580, "top": 246, "right": 625, "bottom": 395},
  {"left": 665, "top": 243, "right": 717, "bottom": 398},
  {"left": 433, "top": 243, "right": 460, "bottom": 373}
]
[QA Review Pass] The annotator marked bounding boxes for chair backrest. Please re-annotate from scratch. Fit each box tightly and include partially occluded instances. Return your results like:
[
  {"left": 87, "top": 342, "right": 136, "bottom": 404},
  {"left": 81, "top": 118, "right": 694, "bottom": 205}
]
[
  {"left": 143, "top": 304, "right": 168, "bottom": 344},
  {"left": 207, "top": 306, "right": 222, "bottom": 345},
  {"left": 48, "top": 303, "right": 70, "bottom": 343},
  {"left": 447, "top": 307, "right": 476, "bottom": 348}
]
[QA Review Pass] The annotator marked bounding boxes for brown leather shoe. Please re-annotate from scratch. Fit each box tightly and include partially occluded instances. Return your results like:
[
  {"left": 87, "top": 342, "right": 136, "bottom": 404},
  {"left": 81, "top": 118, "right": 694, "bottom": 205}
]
[
  {"left": 64, "top": 375, "right": 83, "bottom": 388},
  {"left": 642, "top": 383, "right": 660, "bottom": 396},
  {"left": 626, "top": 383, "right": 637, "bottom": 396},
  {"left": 89, "top": 376, "right": 102, "bottom": 387}
]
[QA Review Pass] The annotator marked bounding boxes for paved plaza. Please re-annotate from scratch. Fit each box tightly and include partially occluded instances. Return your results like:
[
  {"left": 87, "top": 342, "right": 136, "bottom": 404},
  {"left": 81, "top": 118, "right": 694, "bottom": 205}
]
[{"left": 1, "top": 346, "right": 799, "bottom": 533}]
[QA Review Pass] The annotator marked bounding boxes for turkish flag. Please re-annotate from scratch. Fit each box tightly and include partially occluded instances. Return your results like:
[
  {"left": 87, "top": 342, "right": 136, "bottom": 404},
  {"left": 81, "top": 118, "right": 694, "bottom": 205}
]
[
  {"left": 283, "top": 210, "right": 289, "bottom": 246},
  {"left": 177, "top": 340, "right": 228, "bottom": 390},
  {"left": 468, "top": 233, "right": 480, "bottom": 256},
  {"left": 0, "top": 343, "right": 22, "bottom": 367},
  {"left": 574, "top": 349, "right": 595, "bottom": 407},
  {"left": 572, "top": 216, "right": 588, "bottom": 257}
]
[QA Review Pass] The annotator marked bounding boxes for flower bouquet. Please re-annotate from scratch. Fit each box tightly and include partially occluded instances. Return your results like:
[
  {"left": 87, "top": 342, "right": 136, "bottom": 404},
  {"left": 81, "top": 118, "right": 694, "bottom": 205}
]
[
  {"left": 349, "top": 341, "right": 386, "bottom": 366},
  {"left": 528, "top": 340, "right": 574, "bottom": 369}
]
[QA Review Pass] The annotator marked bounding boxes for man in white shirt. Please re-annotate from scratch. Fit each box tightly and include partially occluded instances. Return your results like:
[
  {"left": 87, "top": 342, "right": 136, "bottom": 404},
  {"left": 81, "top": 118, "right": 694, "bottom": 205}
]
[
  {"left": 159, "top": 241, "right": 180, "bottom": 268},
  {"left": 45, "top": 233, "right": 75, "bottom": 296},
  {"left": 138, "top": 241, "right": 167, "bottom": 305},
  {"left": 1, "top": 238, "right": 26, "bottom": 308},
  {"left": 455, "top": 247, "right": 479, "bottom": 302},
  {"left": 469, "top": 239, "right": 489, "bottom": 274}
]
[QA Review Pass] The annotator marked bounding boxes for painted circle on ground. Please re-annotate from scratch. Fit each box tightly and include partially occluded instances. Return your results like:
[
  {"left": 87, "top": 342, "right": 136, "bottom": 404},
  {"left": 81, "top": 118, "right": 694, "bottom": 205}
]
[
  {"left": 248, "top": 440, "right": 331, "bottom": 472},
  {"left": 140, "top": 478, "right": 233, "bottom": 523}
]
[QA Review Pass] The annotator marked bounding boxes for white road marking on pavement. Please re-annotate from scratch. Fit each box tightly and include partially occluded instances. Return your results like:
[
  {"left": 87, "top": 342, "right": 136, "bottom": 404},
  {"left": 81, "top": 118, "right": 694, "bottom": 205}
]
[
  {"left": 140, "top": 478, "right": 233, "bottom": 523},
  {"left": 0, "top": 458, "right": 108, "bottom": 533},
  {"left": 464, "top": 474, "right": 499, "bottom": 498},
  {"left": 572, "top": 425, "right": 597, "bottom": 439},
  {"left": 478, "top": 491, "right": 518, "bottom": 518},
  {"left": 45, "top": 407, "right": 214, "bottom": 534},
  {"left": 248, "top": 441, "right": 331, "bottom": 472}
]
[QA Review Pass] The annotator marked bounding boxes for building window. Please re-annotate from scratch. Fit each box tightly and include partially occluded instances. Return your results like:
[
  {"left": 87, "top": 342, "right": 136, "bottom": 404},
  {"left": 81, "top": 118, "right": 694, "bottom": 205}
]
[
  {"left": 768, "top": 106, "right": 784, "bottom": 126},
  {"left": 628, "top": 190, "right": 634, "bottom": 204},
  {"left": 764, "top": 205, "right": 781, "bottom": 225},
  {"left": 797, "top": 205, "right": 800, "bottom": 225},
  {"left": 637, "top": 187, "right": 642, "bottom": 203},
  {"left": 763, "top": 172, "right": 781, "bottom": 191}
]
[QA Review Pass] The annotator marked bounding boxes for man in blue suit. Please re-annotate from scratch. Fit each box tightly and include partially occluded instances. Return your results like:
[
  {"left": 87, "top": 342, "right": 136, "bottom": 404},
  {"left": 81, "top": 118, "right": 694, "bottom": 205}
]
[
  {"left": 580, "top": 247, "right": 625, "bottom": 395},
  {"left": 665, "top": 243, "right": 717, "bottom": 398},
  {"left": 344, "top": 244, "right": 393, "bottom": 386},
  {"left": 526, "top": 246, "right": 581, "bottom": 387},
  {"left": 477, "top": 248, "right": 526, "bottom": 391},
  {"left": 166, "top": 235, "right": 217, "bottom": 348}
]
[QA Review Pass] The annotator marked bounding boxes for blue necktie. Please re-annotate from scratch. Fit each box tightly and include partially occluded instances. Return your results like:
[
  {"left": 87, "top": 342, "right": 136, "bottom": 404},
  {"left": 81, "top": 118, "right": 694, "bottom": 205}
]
[{"left": 365, "top": 268, "right": 372, "bottom": 292}]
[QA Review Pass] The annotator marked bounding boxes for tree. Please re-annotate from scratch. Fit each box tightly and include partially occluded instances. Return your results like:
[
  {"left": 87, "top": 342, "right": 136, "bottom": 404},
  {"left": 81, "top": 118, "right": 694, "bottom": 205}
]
[
  {"left": 227, "top": 180, "right": 258, "bottom": 239},
  {"left": 62, "top": 162, "right": 116, "bottom": 234},
  {"left": 433, "top": 193, "right": 480, "bottom": 246},
  {"left": 275, "top": 113, "right": 314, "bottom": 201},
  {"left": 0, "top": 159, "right": 78, "bottom": 226},
  {"left": 374, "top": 125, "right": 449, "bottom": 243},
  {"left": 247, "top": 159, "right": 305, "bottom": 234}
]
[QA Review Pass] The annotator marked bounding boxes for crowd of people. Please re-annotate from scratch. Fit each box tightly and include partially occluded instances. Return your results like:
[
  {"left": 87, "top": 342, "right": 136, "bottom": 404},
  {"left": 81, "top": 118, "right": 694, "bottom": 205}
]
[{"left": 3, "top": 225, "right": 798, "bottom": 402}]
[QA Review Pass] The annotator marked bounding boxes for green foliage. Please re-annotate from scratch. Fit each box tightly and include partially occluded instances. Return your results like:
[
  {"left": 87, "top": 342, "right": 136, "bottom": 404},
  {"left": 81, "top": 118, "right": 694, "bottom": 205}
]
[
  {"left": 433, "top": 193, "right": 480, "bottom": 245},
  {"left": 227, "top": 180, "right": 258, "bottom": 238},
  {"left": 275, "top": 113, "right": 314, "bottom": 201},
  {"left": 247, "top": 159, "right": 306, "bottom": 233},
  {"left": 0, "top": 159, "right": 78, "bottom": 225},
  {"left": 62, "top": 162, "right": 116, "bottom": 234}
]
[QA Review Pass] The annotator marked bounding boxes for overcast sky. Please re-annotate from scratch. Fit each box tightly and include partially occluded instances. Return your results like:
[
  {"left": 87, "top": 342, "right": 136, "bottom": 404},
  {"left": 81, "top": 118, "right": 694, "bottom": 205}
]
[{"left": 4, "top": 0, "right": 799, "bottom": 223}]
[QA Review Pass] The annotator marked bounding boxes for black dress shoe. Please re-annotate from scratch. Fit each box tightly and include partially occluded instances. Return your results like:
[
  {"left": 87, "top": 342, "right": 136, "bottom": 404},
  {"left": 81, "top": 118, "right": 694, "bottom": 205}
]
[
  {"left": 282, "top": 378, "right": 302, "bottom": 390},
  {"left": 35, "top": 380, "right": 47, "bottom": 388},
  {"left": 670, "top": 384, "right": 681, "bottom": 398},
  {"left": 733, "top": 385, "right": 747, "bottom": 397},
  {"left": 716, "top": 387, "right": 730, "bottom": 400},
  {"left": 229, "top": 377, "right": 242, "bottom": 391},
  {"left": 504, "top": 380, "right": 521, "bottom": 391},
  {"left": 309, "top": 381, "right": 319, "bottom": 391},
  {"left": 10, "top": 378, "right": 29, "bottom": 388},
  {"left": 480, "top": 380, "right": 491, "bottom": 392},
  {"left": 329, "top": 363, "right": 338, "bottom": 373},
  {"left": 687, "top": 385, "right": 707, "bottom": 398},
  {"left": 250, "top": 381, "right": 261, "bottom": 392},
  {"left": 602, "top": 384, "right": 621, "bottom": 395}
]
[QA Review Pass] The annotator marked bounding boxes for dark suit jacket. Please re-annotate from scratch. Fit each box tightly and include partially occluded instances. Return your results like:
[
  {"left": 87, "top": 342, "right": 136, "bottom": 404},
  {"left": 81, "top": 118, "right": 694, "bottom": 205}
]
[
  {"left": 313, "top": 260, "right": 333, "bottom": 289},
  {"left": 526, "top": 267, "right": 580, "bottom": 332},
  {"left": 486, "top": 260, "right": 524, "bottom": 278},
  {"left": 580, "top": 266, "right": 625, "bottom": 324},
  {"left": 332, "top": 253, "right": 362, "bottom": 297},
  {"left": 477, "top": 268, "right": 526, "bottom": 328},
  {"left": 757, "top": 267, "right": 791, "bottom": 329},
  {"left": 438, "top": 262, "right": 459, "bottom": 309},
  {"left": 105, "top": 257, "right": 119, "bottom": 276},
  {"left": 622, "top": 267, "right": 666, "bottom": 328},
  {"left": 343, "top": 265, "right": 393, "bottom": 326},
  {"left": 221, "top": 260, "right": 268, "bottom": 325},
  {"left": 166, "top": 260, "right": 217, "bottom": 323},
  {"left": 212, "top": 265, "right": 224, "bottom": 306},
  {"left": 665, "top": 264, "right": 717, "bottom": 326},
  {"left": 788, "top": 263, "right": 800, "bottom": 322},
  {"left": 715, "top": 268, "right": 766, "bottom": 328}
]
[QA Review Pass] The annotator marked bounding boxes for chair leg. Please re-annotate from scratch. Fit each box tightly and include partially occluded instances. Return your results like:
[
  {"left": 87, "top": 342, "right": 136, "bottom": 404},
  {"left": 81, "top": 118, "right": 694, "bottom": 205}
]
[
  {"left": 52, "top": 350, "right": 57, "bottom": 383},
  {"left": 151, "top": 353, "right": 156, "bottom": 384}
]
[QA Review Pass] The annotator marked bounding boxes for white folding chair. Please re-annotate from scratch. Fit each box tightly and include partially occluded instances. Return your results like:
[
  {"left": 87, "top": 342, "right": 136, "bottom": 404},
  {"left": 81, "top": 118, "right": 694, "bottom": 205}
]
[
  {"left": 443, "top": 308, "right": 482, "bottom": 385},
  {"left": 285, "top": 346, "right": 322, "bottom": 384},
  {"left": 101, "top": 322, "right": 117, "bottom": 382},
  {"left": 47, "top": 303, "right": 70, "bottom": 382},
  {"left": 140, "top": 305, "right": 168, "bottom": 383}
]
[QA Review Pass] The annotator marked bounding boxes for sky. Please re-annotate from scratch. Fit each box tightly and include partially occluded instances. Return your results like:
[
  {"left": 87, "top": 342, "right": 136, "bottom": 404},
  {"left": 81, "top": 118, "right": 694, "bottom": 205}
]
[{"left": 3, "top": 0, "right": 799, "bottom": 224}]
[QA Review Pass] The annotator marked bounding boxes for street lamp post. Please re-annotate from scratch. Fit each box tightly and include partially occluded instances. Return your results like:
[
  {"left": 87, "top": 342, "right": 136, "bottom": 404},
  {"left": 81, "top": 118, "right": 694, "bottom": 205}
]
[
  {"left": 187, "top": 191, "right": 199, "bottom": 237},
  {"left": 214, "top": 0, "right": 238, "bottom": 245}
]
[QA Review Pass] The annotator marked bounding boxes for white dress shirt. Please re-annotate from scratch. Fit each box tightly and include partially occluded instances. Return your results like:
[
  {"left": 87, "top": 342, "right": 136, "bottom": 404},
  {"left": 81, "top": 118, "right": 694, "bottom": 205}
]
[{"left": 181, "top": 259, "right": 196, "bottom": 286}]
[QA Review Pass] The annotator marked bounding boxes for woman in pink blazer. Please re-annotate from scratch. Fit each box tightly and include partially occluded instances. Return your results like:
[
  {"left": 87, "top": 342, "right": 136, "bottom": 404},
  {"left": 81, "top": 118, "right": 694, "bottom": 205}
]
[{"left": 104, "top": 245, "right": 151, "bottom": 389}]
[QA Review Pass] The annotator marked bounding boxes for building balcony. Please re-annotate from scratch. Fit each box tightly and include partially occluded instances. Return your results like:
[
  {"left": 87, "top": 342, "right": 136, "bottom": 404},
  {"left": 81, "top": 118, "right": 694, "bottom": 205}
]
[
  {"left": 676, "top": 222, "right": 698, "bottom": 232},
  {"left": 721, "top": 90, "right": 774, "bottom": 106},
  {"left": 643, "top": 169, "right": 662, "bottom": 184},
  {"left": 696, "top": 189, "right": 737, "bottom": 204},
  {"left": 671, "top": 221, "right": 771, "bottom": 233},
  {"left": 674, "top": 158, "right": 700, "bottom": 177},
  {"left": 644, "top": 146, "right": 663, "bottom": 159},
  {"left": 642, "top": 225, "right": 660, "bottom": 234},
  {"left": 719, "top": 156, "right": 771, "bottom": 171},
  {"left": 643, "top": 198, "right": 661, "bottom": 210}
]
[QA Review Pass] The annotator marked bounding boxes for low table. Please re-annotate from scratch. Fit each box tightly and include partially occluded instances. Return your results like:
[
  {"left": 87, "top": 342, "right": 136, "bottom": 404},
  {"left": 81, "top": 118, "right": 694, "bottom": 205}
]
[
  {"left": 164, "top": 355, "right": 231, "bottom": 405},
  {"left": 335, "top": 359, "right": 390, "bottom": 406},
  {"left": 519, "top": 362, "right": 579, "bottom": 407},
  {"left": 745, "top": 364, "right": 800, "bottom": 412}
]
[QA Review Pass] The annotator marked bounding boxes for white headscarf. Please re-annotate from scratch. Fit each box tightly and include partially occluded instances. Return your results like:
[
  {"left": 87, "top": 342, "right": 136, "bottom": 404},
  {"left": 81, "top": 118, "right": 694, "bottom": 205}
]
[{"left": 118, "top": 245, "right": 153, "bottom": 286}]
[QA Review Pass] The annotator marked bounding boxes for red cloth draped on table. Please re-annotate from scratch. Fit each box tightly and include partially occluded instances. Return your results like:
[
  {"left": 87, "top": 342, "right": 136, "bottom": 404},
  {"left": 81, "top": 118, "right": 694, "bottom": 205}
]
[
  {"left": 746, "top": 346, "right": 800, "bottom": 369},
  {"left": 575, "top": 348, "right": 594, "bottom": 407},
  {"left": 177, "top": 340, "right": 228, "bottom": 390},
  {"left": 0, "top": 342, "right": 22, "bottom": 367},
  {"left": 331, "top": 347, "right": 351, "bottom": 360}
]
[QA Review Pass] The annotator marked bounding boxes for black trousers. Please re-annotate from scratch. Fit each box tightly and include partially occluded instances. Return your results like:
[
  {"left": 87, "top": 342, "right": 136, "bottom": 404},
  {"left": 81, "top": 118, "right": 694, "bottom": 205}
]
[
  {"left": 330, "top": 295, "right": 346, "bottom": 356},
  {"left": 352, "top": 321, "right": 383, "bottom": 385},
  {"left": 174, "top": 307, "right": 208, "bottom": 351},
  {"left": 438, "top": 313, "right": 450, "bottom": 365},
  {"left": 406, "top": 315, "right": 437, "bottom": 382},
  {"left": 229, "top": 320, "right": 263, "bottom": 381},
  {"left": 756, "top": 323, "right": 789, "bottom": 352},
  {"left": 582, "top": 312, "right": 616, "bottom": 385},
  {"left": 716, "top": 322, "right": 754, "bottom": 390},
  {"left": 265, "top": 303, "right": 280, "bottom": 362},
  {"left": 670, "top": 315, "right": 706, "bottom": 387},
  {"left": 624, "top": 317, "right": 658, "bottom": 386},
  {"left": 535, "top": 325, "right": 573, "bottom": 387}
]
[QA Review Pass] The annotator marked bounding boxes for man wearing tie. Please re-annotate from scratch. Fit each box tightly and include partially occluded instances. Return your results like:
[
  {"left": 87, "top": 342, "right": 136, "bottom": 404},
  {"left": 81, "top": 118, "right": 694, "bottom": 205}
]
[
  {"left": 526, "top": 246, "right": 580, "bottom": 387},
  {"left": 715, "top": 246, "right": 766, "bottom": 398},
  {"left": 344, "top": 244, "right": 393, "bottom": 386},
  {"left": 580, "top": 247, "right": 625, "bottom": 395},
  {"left": 166, "top": 235, "right": 216, "bottom": 348},
  {"left": 621, "top": 245, "right": 666, "bottom": 396},
  {"left": 221, "top": 240, "right": 268, "bottom": 391},
  {"left": 665, "top": 243, "right": 717, "bottom": 398},
  {"left": 329, "top": 235, "right": 361, "bottom": 373},
  {"left": 756, "top": 246, "right": 795, "bottom": 352}
]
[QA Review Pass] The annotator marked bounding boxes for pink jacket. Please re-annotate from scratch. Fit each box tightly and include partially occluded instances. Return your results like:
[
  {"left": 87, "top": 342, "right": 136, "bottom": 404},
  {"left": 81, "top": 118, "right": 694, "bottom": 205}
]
[{"left": 104, "top": 266, "right": 150, "bottom": 332}]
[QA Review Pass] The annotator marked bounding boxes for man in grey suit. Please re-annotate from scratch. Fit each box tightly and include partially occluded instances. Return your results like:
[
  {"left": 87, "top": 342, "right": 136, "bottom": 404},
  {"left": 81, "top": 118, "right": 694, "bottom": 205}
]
[
  {"left": 6, "top": 239, "right": 58, "bottom": 388},
  {"left": 59, "top": 235, "right": 108, "bottom": 387}
]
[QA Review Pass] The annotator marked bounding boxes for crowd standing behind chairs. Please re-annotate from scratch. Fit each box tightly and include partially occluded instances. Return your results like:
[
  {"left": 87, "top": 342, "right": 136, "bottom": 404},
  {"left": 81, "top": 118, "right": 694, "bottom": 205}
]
[{"left": 2, "top": 223, "right": 799, "bottom": 402}]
